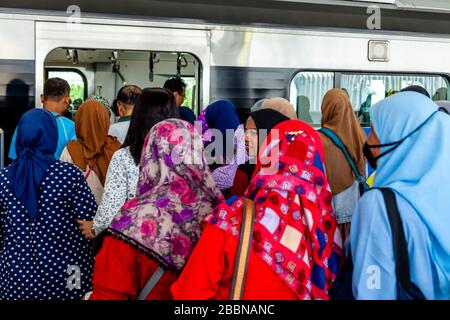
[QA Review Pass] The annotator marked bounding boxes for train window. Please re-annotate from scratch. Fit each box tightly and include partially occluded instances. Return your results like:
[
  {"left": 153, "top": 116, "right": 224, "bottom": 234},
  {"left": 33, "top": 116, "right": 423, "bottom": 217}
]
[
  {"left": 47, "top": 69, "right": 87, "bottom": 102},
  {"left": 290, "top": 71, "right": 450, "bottom": 127},
  {"left": 340, "top": 73, "right": 450, "bottom": 126},
  {"left": 181, "top": 76, "right": 196, "bottom": 111},
  {"left": 290, "top": 71, "right": 334, "bottom": 125}
]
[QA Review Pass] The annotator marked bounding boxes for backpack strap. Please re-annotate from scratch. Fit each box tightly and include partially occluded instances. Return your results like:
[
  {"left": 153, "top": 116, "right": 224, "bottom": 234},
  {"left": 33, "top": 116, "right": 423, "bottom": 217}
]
[
  {"left": 136, "top": 266, "right": 165, "bottom": 300},
  {"left": 377, "top": 188, "right": 425, "bottom": 300},
  {"left": 230, "top": 197, "right": 255, "bottom": 300},
  {"left": 319, "top": 127, "right": 364, "bottom": 182}
]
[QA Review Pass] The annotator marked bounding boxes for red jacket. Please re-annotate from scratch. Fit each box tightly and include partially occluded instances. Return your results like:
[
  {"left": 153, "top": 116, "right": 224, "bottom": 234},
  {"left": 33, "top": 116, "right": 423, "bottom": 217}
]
[
  {"left": 171, "top": 225, "right": 297, "bottom": 300},
  {"left": 89, "top": 235, "right": 178, "bottom": 300},
  {"left": 230, "top": 168, "right": 251, "bottom": 197}
]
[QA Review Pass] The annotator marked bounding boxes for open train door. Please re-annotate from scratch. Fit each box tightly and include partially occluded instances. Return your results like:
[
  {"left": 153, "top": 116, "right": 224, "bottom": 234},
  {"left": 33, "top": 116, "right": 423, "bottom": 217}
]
[{"left": 35, "top": 20, "right": 211, "bottom": 109}]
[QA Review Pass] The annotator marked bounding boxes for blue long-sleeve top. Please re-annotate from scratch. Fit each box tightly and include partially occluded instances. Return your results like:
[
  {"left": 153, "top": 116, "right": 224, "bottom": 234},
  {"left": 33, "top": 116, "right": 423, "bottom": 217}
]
[{"left": 350, "top": 189, "right": 449, "bottom": 300}]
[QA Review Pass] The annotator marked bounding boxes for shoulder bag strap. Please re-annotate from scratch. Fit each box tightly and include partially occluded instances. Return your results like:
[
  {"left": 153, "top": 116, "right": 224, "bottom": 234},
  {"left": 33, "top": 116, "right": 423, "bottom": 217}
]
[
  {"left": 230, "top": 197, "right": 255, "bottom": 300},
  {"left": 319, "top": 127, "right": 364, "bottom": 182},
  {"left": 377, "top": 188, "right": 425, "bottom": 299},
  {"left": 136, "top": 266, "right": 165, "bottom": 300},
  {"left": 84, "top": 158, "right": 97, "bottom": 180}
]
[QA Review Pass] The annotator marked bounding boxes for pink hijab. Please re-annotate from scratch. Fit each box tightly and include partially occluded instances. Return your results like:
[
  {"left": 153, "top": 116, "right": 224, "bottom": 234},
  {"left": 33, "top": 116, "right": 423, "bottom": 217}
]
[{"left": 110, "top": 119, "right": 225, "bottom": 270}]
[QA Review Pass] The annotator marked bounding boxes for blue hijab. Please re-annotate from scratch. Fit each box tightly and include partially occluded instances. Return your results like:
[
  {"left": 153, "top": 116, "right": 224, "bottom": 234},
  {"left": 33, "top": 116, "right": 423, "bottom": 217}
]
[
  {"left": 179, "top": 106, "right": 196, "bottom": 125},
  {"left": 7, "top": 109, "right": 58, "bottom": 219},
  {"left": 205, "top": 100, "right": 240, "bottom": 159},
  {"left": 371, "top": 92, "right": 450, "bottom": 294},
  {"left": 205, "top": 100, "right": 240, "bottom": 135}
]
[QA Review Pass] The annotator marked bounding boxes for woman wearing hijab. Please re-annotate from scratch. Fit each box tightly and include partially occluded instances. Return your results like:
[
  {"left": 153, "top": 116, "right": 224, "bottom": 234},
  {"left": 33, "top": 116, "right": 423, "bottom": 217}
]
[
  {"left": 352, "top": 92, "right": 450, "bottom": 299},
  {"left": 0, "top": 109, "right": 97, "bottom": 300},
  {"left": 230, "top": 108, "right": 290, "bottom": 196},
  {"left": 87, "top": 119, "right": 224, "bottom": 300},
  {"left": 202, "top": 99, "right": 241, "bottom": 160},
  {"left": 60, "top": 100, "right": 122, "bottom": 204},
  {"left": 172, "top": 120, "right": 343, "bottom": 300},
  {"left": 250, "top": 98, "right": 267, "bottom": 112},
  {"left": 318, "top": 89, "right": 367, "bottom": 244},
  {"left": 261, "top": 97, "right": 298, "bottom": 120},
  {"left": 80, "top": 88, "right": 179, "bottom": 239},
  {"left": 198, "top": 100, "right": 243, "bottom": 198},
  {"left": 86, "top": 95, "right": 113, "bottom": 117},
  {"left": 297, "top": 95, "right": 313, "bottom": 123}
]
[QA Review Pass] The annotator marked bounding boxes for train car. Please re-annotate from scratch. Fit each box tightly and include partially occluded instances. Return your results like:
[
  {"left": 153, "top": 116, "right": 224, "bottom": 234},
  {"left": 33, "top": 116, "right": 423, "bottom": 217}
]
[{"left": 2, "top": 0, "right": 450, "bottom": 163}]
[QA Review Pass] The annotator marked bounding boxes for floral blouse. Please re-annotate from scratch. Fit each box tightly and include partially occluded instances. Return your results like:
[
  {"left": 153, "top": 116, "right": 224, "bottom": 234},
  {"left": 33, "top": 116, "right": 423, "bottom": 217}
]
[{"left": 93, "top": 147, "right": 139, "bottom": 235}]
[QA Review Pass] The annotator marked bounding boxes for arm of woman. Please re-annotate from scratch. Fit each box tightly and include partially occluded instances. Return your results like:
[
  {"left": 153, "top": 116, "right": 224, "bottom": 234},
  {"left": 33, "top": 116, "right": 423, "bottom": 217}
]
[
  {"left": 350, "top": 189, "right": 397, "bottom": 300},
  {"left": 93, "top": 151, "right": 128, "bottom": 235},
  {"left": 171, "top": 225, "right": 227, "bottom": 300}
]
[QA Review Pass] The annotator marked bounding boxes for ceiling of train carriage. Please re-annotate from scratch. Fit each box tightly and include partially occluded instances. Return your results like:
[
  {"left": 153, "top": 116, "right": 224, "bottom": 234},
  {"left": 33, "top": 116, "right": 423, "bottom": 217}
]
[{"left": 3, "top": 0, "right": 450, "bottom": 33}]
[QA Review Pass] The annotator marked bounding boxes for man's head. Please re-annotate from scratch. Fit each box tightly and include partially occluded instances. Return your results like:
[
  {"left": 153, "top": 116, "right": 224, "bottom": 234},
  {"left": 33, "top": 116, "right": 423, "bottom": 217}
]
[
  {"left": 163, "top": 77, "right": 186, "bottom": 107},
  {"left": 400, "top": 85, "right": 430, "bottom": 98},
  {"left": 40, "top": 78, "right": 70, "bottom": 114},
  {"left": 115, "top": 85, "right": 142, "bottom": 117}
]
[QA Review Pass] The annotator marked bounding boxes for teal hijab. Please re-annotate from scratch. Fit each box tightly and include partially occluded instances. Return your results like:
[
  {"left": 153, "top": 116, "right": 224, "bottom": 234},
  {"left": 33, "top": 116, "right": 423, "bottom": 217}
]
[{"left": 371, "top": 92, "right": 450, "bottom": 295}]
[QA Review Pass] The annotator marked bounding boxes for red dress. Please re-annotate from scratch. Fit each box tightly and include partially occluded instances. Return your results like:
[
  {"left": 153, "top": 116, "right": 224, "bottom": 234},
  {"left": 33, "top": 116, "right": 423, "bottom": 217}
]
[
  {"left": 171, "top": 225, "right": 298, "bottom": 300},
  {"left": 89, "top": 235, "right": 178, "bottom": 300}
]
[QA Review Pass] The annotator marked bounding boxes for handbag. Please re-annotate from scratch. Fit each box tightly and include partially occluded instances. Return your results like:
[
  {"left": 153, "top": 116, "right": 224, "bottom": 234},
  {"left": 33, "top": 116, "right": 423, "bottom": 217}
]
[
  {"left": 319, "top": 127, "right": 369, "bottom": 195},
  {"left": 329, "top": 188, "right": 426, "bottom": 300},
  {"left": 230, "top": 197, "right": 255, "bottom": 300}
]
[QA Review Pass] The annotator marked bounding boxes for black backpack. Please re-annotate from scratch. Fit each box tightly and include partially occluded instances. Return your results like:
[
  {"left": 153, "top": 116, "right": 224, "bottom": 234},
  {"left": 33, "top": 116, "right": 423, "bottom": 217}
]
[{"left": 330, "top": 188, "right": 426, "bottom": 300}]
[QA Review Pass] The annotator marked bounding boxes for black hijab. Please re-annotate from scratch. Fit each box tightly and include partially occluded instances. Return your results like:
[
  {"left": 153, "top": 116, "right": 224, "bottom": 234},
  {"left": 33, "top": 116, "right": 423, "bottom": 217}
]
[
  {"left": 239, "top": 109, "right": 290, "bottom": 178},
  {"left": 250, "top": 108, "right": 291, "bottom": 133}
]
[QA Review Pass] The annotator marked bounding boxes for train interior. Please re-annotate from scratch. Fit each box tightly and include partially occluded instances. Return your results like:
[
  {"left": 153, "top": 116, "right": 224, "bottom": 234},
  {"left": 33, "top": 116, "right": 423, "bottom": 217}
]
[
  {"left": 44, "top": 48, "right": 201, "bottom": 123},
  {"left": 290, "top": 71, "right": 450, "bottom": 127}
]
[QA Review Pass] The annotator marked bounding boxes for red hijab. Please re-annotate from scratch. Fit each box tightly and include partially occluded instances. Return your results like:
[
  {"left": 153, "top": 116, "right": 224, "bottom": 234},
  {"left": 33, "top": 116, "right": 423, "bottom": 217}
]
[{"left": 205, "top": 120, "right": 343, "bottom": 300}]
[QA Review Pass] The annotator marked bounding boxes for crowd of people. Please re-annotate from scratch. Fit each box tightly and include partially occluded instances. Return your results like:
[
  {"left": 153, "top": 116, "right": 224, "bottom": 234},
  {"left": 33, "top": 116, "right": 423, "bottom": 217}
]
[{"left": 0, "top": 76, "right": 448, "bottom": 300}]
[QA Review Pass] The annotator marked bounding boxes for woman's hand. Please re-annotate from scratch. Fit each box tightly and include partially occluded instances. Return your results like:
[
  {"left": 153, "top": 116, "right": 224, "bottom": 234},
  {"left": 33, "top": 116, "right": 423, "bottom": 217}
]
[{"left": 77, "top": 220, "right": 95, "bottom": 239}]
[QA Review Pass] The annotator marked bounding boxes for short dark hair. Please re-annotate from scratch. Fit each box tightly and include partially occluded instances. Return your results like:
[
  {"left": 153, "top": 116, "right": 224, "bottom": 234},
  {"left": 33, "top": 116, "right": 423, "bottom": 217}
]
[
  {"left": 43, "top": 77, "right": 70, "bottom": 100},
  {"left": 163, "top": 77, "right": 186, "bottom": 95},
  {"left": 122, "top": 87, "right": 179, "bottom": 165},
  {"left": 400, "top": 85, "right": 430, "bottom": 98},
  {"left": 117, "top": 85, "right": 142, "bottom": 105}
]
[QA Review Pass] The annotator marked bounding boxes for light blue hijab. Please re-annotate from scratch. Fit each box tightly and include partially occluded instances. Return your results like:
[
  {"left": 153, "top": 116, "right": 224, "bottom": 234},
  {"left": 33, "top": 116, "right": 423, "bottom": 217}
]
[{"left": 371, "top": 91, "right": 450, "bottom": 295}]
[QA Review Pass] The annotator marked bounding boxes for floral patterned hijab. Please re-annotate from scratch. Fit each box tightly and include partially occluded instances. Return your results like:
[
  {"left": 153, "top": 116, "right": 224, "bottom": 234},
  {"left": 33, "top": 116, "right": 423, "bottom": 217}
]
[
  {"left": 109, "top": 119, "right": 225, "bottom": 271},
  {"left": 205, "top": 120, "right": 343, "bottom": 299}
]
